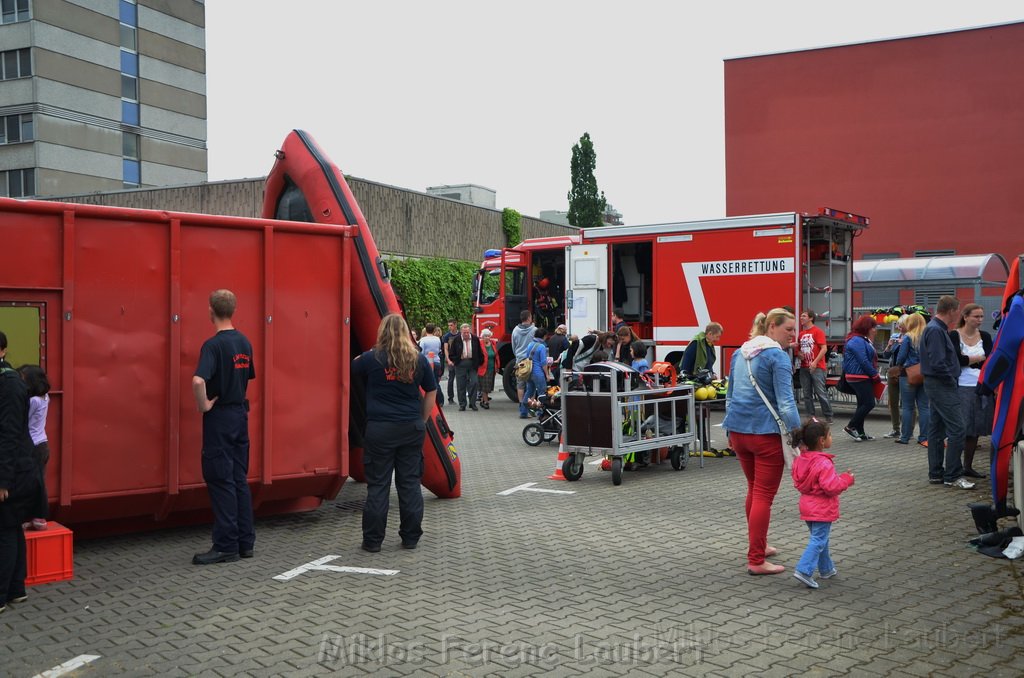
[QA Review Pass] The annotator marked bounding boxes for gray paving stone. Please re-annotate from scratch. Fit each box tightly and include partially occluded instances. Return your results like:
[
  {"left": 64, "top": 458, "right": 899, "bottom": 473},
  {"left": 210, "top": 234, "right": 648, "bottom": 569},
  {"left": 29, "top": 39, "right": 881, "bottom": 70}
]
[{"left": 2, "top": 404, "right": 1022, "bottom": 676}]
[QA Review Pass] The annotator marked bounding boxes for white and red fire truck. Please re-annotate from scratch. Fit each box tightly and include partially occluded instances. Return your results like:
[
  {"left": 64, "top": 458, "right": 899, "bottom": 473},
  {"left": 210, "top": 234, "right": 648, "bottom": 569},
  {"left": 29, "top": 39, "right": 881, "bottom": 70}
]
[{"left": 473, "top": 208, "right": 868, "bottom": 400}]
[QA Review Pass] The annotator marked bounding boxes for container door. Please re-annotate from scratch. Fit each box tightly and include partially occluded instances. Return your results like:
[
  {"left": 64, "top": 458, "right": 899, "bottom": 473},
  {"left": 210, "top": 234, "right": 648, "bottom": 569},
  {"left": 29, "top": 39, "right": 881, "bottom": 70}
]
[{"left": 566, "top": 244, "right": 608, "bottom": 337}]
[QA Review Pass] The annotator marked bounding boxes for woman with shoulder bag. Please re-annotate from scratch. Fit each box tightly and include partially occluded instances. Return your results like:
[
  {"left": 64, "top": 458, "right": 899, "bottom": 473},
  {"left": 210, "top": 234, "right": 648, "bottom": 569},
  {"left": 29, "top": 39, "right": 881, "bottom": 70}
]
[
  {"left": 894, "top": 313, "right": 929, "bottom": 446},
  {"left": 722, "top": 308, "right": 801, "bottom": 575},
  {"left": 841, "top": 316, "right": 881, "bottom": 441}
]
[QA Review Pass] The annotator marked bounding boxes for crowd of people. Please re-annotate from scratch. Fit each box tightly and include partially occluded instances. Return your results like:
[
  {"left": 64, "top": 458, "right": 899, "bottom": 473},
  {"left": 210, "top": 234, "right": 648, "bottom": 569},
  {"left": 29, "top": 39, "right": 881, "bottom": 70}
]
[
  {"left": 823, "top": 296, "right": 993, "bottom": 490},
  {"left": 719, "top": 295, "right": 998, "bottom": 588},
  {"left": 2, "top": 292, "right": 999, "bottom": 595},
  {"left": 417, "top": 308, "right": 665, "bottom": 420}
]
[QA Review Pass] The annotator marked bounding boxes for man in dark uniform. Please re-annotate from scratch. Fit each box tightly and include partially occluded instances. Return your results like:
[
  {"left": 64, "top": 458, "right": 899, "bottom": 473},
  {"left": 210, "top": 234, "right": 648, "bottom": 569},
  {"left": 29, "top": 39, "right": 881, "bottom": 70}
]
[{"left": 191, "top": 289, "right": 257, "bottom": 565}]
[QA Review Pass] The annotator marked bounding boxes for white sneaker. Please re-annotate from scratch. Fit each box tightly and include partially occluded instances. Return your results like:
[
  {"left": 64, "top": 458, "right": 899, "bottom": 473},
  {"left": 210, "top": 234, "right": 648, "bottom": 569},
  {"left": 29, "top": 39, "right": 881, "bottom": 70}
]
[
  {"left": 793, "top": 570, "right": 819, "bottom": 588},
  {"left": 944, "top": 477, "right": 976, "bottom": 490},
  {"left": 883, "top": 430, "right": 899, "bottom": 438},
  {"left": 819, "top": 568, "right": 837, "bottom": 579}
]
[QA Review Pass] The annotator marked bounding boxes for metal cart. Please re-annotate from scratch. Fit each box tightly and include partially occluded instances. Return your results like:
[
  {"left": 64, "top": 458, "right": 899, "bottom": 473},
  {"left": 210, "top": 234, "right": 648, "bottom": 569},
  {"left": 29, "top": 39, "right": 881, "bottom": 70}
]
[{"left": 559, "top": 362, "right": 697, "bottom": 485}]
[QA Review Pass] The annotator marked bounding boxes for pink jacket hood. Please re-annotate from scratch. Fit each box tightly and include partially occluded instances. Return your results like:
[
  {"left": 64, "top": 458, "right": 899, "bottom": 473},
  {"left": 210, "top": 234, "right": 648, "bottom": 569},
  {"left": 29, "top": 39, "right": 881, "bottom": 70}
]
[{"left": 791, "top": 450, "right": 854, "bottom": 522}]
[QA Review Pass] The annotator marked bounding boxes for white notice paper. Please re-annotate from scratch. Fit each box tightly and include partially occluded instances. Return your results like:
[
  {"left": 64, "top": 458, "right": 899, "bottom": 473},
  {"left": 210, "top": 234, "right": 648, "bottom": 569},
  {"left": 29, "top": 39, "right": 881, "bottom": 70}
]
[{"left": 571, "top": 297, "right": 587, "bottom": 318}]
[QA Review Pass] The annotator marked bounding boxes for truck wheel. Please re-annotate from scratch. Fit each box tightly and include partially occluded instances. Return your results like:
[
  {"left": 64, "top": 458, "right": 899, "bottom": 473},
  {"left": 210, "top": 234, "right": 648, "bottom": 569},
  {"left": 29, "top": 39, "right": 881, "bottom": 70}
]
[
  {"left": 611, "top": 458, "right": 623, "bottom": 486},
  {"left": 522, "top": 423, "right": 544, "bottom": 447},
  {"left": 562, "top": 454, "right": 584, "bottom": 481},
  {"left": 502, "top": 362, "right": 519, "bottom": 402}
]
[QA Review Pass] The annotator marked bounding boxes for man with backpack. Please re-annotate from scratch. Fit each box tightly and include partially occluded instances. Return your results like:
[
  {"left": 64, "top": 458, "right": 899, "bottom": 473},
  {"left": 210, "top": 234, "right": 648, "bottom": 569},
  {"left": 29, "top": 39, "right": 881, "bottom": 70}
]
[
  {"left": 519, "top": 328, "right": 551, "bottom": 419},
  {"left": 511, "top": 310, "right": 536, "bottom": 409}
]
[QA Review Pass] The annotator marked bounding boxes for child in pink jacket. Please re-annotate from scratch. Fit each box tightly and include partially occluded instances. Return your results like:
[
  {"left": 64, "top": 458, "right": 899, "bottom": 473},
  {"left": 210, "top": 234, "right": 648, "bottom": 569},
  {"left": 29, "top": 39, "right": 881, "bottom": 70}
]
[{"left": 791, "top": 418, "right": 854, "bottom": 588}]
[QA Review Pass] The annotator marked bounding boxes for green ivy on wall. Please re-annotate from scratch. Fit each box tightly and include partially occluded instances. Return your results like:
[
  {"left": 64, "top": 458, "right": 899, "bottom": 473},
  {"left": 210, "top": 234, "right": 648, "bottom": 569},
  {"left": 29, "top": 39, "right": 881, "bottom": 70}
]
[
  {"left": 501, "top": 207, "right": 522, "bottom": 247},
  {"left": 388, "top": 257, "right": 481, "bottom": 332}
]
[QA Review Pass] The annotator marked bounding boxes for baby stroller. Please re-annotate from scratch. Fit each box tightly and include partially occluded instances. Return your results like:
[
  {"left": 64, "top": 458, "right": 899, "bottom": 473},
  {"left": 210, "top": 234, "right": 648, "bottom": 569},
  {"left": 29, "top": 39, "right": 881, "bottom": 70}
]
[{"left": 522, "top": 389, "right": 563, "bottom": 446}]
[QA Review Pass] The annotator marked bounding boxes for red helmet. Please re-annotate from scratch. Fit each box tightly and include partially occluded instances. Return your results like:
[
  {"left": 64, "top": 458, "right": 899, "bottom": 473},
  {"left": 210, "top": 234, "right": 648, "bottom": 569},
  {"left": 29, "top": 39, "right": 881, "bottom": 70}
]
[{"left": 537, "top": 277, "right": 550, "bottom": 290}]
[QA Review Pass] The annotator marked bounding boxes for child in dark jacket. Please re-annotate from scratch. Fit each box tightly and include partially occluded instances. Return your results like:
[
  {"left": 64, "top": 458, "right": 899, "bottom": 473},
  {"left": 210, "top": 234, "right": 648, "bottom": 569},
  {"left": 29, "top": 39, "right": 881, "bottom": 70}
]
[{"left": 791, "top": 418, "right": 854, "bottom": 588}]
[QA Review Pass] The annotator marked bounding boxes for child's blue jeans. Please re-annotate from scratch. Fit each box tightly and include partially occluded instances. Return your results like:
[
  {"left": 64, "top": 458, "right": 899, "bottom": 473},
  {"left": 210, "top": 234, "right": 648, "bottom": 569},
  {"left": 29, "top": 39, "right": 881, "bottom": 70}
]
[{"left": 796, "top": 521, "right": 834, "bottom": 576}]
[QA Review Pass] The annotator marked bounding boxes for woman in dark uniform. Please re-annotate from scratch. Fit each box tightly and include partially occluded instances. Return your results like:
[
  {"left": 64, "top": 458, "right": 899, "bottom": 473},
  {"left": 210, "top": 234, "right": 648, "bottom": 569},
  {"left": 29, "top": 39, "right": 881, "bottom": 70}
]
[{"left": 352, "top": 314, "right": 438, "bottom": 552}]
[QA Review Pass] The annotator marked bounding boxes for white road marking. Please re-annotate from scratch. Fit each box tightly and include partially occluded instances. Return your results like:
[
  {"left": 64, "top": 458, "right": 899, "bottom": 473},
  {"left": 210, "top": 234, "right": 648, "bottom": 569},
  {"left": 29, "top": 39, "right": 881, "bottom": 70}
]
[
  {"left": 498, "top": 482, "right": 575, "bottom": 496},
  {"left": 34, "top": 654, "right": 101, "bottom": 678},
  {"left": 273, "top": 555, "right": 399, "bottom": 580}
]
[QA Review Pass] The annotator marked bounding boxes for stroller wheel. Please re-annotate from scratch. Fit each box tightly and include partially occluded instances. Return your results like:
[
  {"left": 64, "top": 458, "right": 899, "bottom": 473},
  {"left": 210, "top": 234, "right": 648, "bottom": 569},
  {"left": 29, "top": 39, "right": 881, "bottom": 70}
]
[
  {"left": 522, "top": 423, "right": 544, "bottom": 447},
  {"left": 544, "top": 431, "right": 558, "bottom": 443}
]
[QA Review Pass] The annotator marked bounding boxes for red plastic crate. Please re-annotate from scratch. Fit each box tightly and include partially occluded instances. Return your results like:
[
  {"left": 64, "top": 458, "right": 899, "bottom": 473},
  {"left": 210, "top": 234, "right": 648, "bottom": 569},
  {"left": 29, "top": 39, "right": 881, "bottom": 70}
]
[{"left": 25, "top": 521, "right": 74, "bottom": 586}]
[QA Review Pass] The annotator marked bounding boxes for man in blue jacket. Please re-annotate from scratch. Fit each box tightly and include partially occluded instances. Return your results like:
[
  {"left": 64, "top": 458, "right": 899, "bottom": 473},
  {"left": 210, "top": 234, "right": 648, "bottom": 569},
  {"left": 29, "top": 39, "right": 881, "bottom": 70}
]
[{"left": 920, "top": 296, "right": 973, "bottom": 490}]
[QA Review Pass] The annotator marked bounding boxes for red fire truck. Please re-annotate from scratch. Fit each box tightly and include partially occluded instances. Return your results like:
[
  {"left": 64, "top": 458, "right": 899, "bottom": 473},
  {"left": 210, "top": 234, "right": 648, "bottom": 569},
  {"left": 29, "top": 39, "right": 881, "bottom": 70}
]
[{"left": 473, "top": 208, "right": 867, "bottom": 400}]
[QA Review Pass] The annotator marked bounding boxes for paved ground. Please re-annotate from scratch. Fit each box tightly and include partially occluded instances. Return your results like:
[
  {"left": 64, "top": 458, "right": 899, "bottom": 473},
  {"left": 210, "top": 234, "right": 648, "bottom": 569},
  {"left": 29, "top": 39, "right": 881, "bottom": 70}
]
[{"left": 4, "top": 384, "right": 1024, "bottom": 677}]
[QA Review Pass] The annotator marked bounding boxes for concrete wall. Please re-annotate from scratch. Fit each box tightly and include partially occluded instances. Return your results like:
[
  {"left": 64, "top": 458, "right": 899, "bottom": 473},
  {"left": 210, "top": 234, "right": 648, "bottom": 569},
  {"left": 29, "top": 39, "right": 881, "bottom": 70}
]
[{"left": 53, "top": 176, "right": 578, "bottom": 263}]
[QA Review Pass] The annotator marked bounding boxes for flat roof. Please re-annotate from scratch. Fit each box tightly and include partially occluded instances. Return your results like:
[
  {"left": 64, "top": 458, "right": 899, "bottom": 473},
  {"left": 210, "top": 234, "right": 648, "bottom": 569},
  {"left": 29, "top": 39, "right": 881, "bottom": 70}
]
[{"left": 726, "top": 20, "right": 1024, "bottom": 62}]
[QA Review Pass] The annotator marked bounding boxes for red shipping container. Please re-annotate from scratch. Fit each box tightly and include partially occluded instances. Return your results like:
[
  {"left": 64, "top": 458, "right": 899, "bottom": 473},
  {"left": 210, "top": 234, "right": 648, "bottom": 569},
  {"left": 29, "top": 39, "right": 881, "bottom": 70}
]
[
  {"left": 25, "top": 522, "right": 74, "bottom": 586},
  {"left": 0, "top": 198, "right": 355, "bottom": 534}
]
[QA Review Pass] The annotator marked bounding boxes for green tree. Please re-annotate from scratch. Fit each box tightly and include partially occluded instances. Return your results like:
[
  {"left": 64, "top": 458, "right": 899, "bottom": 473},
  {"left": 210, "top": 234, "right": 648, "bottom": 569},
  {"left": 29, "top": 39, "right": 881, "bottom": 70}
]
[
  {"left": 501, "top": 207, "right": 522, "bottom": 247},
  {"left": 566, "top": 132, "right": 607, "bottom": 228},
  {"left": 388, "top": 257, "right": 479, "bottom": 332}
]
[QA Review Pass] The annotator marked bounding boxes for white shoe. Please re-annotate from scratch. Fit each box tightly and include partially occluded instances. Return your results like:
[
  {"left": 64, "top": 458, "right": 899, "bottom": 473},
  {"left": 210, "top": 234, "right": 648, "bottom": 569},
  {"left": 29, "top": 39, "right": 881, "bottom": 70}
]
[
  {"left": 944, "top": 477, "right": 976, "bottom": 490},
  {"left": 793, "top": 570, "right": 819, "bottom": 589},
  {"left": 883, "top": 430, "right": 899, "bottom": 438}
]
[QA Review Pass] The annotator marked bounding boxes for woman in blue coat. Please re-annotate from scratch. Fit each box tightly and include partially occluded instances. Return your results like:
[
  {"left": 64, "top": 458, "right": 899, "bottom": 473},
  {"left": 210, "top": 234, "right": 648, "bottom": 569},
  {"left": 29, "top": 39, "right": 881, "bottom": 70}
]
[{"left": 842, "top": 315, "right": 881, "bottom": 441}]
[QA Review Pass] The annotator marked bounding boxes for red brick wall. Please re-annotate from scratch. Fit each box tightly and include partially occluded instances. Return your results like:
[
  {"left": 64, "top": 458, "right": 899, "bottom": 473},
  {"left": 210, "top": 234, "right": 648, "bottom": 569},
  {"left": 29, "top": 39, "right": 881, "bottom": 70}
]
[{"left": 725, "top": 22, "right": 1024, "bottom": 267}]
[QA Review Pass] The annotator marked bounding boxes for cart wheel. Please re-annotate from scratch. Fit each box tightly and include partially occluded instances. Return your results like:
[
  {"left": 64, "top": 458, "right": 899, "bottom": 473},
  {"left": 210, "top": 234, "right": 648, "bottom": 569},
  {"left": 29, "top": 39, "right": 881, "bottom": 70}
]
[
  {"left": 522, "top": 423, "right": 544, "bottom": 447},
  {"left": 611, "top": 457, "right": 623, "bottom": 486},
  {"left": 670, "top": 446, "right": 689, "bottom": 471},
  {"left": 562, "top": 454, "right": 584, "bottom": 481}
]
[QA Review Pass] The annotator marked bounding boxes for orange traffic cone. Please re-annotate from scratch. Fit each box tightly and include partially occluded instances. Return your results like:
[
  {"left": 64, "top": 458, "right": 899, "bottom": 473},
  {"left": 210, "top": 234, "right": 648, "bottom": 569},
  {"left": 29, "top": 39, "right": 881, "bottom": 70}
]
[{"left": 548, "top": 435, "right": 569, "bottom": 481}]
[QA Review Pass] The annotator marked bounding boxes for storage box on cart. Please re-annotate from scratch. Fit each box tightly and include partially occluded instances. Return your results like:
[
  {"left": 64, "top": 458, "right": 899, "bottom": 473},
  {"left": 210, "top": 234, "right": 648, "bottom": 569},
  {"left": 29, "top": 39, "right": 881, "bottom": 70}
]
[{"left": 25, "top": 521, "right": 73, "bottom": 586}]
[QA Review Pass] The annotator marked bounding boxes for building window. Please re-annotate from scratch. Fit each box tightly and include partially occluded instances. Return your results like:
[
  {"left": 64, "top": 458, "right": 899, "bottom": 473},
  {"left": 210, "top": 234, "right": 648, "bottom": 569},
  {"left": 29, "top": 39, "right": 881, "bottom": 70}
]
[
  {"left": 1, "top": 168, "right": 35, "bottom": 198},
  {"left": 123, "top": 132, "right": 139, "bottom": 160},
  {"left": 0, "top": 113, "right": 33, "bottom": 144},
  {"left": 120, "top": 50, "right": 138, "bottom": 76},
  {"left": 1, "top": 0, "right": 30, "bottom": 25},
  {"left": 915, "top": 249, "right": 955, "bottom": 258},
  {"left": 1, "top": 48, "right": 31, "bottom": 80},
  {"left": 118, "top": 0, "right": 136, "bottom": 26},
  {"left": 121, "top": 73, "right": 138, "bottom": 100},
  {"left": 123, "top": 158, "right": 140, "bottom": 188},
  {"left": 120, "top": 23, "right": 136, "bottom": 50},
  {"left": 121, "top": 100, "right": 139, "bottom": 126}
]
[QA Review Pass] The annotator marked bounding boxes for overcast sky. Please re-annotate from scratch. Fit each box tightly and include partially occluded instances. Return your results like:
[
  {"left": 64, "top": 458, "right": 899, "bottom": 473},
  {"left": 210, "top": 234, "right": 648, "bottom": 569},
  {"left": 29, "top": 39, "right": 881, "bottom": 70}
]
[{"left": 205, "top": 1, "right": 1022, "bottom": 226}]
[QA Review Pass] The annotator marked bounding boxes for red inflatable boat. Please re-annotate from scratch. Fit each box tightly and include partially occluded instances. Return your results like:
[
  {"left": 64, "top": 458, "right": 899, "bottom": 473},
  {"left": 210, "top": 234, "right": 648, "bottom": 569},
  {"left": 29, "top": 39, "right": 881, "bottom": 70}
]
[{"left": 263, "top": 130, "right": 461, "bottom": 498}]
